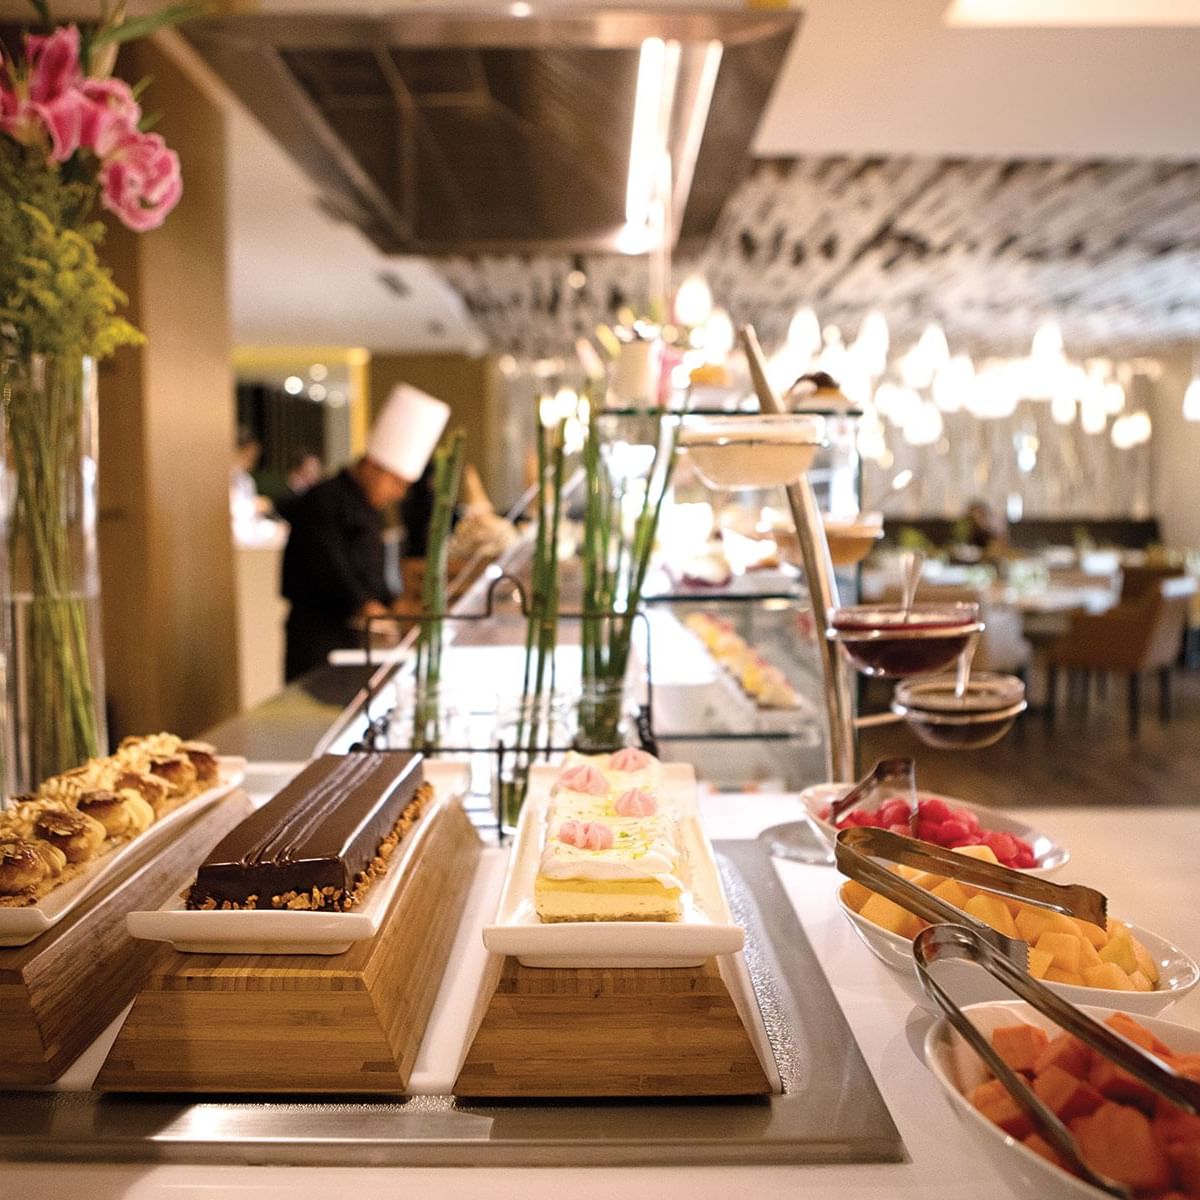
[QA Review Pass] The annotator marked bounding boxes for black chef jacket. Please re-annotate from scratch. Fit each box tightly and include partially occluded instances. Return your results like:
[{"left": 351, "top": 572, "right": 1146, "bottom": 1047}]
[{"left": 281, "top": 468, "right": 394, "bottom": 680}]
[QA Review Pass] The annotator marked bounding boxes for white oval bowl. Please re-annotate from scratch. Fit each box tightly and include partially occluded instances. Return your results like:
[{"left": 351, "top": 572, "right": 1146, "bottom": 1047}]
[
  {"left": 925, "top": 1000, "right": 1200, "bottom": 1200},
  {"left": 837, "top": 883, "right": 1199, "bottom": 1017},
  {"left": 801, "top": 782, "right": 1069, "bottom": 876}
]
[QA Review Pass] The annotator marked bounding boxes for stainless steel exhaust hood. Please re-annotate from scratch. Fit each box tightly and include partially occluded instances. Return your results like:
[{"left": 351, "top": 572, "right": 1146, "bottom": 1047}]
[{"left": 184, "top": 7, "right": 800, "bottom": 256}]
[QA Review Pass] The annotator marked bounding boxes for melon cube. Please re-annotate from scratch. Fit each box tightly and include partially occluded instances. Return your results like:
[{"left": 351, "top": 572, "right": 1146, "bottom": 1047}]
[
  {"left": 930, "top": 879, "right": 974, "bottom": 910},
  {"left": 892, "top": 864, "right": 922, "bottom": 881},
  {"left": 1083, "top": 962, "right": 1137, "bottom": 991},
  {"left": 978, "top": 1094, "right": 1034, "bottom": 1139},
  {"left": 1022, "top": 1133, "right": 1066, "bottom": 1169},
  {"left": 1075, "top": 937, "right": 1103, "bottom": 970},
  {"left": 1167, "top": 1142, "right": 1200, "bottom": 1196},
  {"left": 1015, "top": 907, "right": 1081, "bottom": 943},
  {"left": 858, "top": 893, "right": 925, "bottom": 939},
  {"left": 1106, "top": 1012, "right": 1172, "bottom": 1057},
  {"left": 1044, "top": 967, "right": 1086, "bottom": 986},
  {"left": 1089, "top": 1057, "right": 1159, "bottom": 1110},
  {"left": 1154, "top": 1096, "right": 1200, "bottom": 1146},
  {"left": 952, "top": 843, "right": 1000, "bottom": 864},
  {"left": 1036, "top": 931, "right": 1084, "bottom": 973},
  {"left": 1028, "top": 947, "right": 1054, "bottom": 980},
  {"left": 909, "top": 871, "right": 945, "bottom": 891},
  {"left": 1035, "top": 1032, "right": 1093, "bottom": 1080},
  {"left": 1128, "top": 970, "right": 1154, "bottom": 993},
  {"left": 1070, "top": 1103, "right": 1173, "bottom": 1193},
  {"left": 1033, "top": 1064, "right": 1104, "bottom": 1121},
  {"left": 992, "top": 1023, "right": 1050, "bottom": 1073},
  {"left": 964, "top": 893, "right": 1020, "bottom": 939},
  {"left": 971, "top": 1078, "right": 1009, "bottom": 1110},
  {"left": 841, "top": 880, "right": 875, "bottom": 913},
  {"left": 1099, "top": 936, "right": 1139, "bottom": 975},
  {"left": 1131, "top": 935, "right": 1161, "bottom": 986},
  {"left": 1073, "top": 918, "right": 1109, "bottom": 950}
]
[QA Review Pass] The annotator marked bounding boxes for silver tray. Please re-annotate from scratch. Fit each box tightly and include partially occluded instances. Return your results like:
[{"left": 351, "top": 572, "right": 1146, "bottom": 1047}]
[{"left": 0, "top": 840, "right": 904, "bottom": 1168}]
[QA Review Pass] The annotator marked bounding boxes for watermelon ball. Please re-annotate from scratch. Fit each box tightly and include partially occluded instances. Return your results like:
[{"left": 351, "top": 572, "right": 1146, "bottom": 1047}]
[
  {"left": 1013, "top": 849, "right": 1036, "bottom": 869},
  {"left": 887, "top": 822, "right": 913, "bottom": 836},
  {"left": 878, "top": 797, "right": 912, "bottom": 827},
  {"left": 983, "top": 831, "right": 1019, "bottom": 864},
  {"left": 951, "top": 807, "right": 981, "bottom": 832},
  {"left": 936, "top": 818, "right": 971, "bottom": 845},
  {"left": 915, "top": 818, "right": 943, "bottom": 843},
  {"left": 917, "top": 796, "right": 951, "bottom": 823}
]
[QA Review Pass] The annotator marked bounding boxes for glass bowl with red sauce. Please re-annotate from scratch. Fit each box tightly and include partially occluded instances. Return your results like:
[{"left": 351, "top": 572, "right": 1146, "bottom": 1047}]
[
  {"left": 891, "top": 672, "right": 1027, "bottom": 750},
  {"left": 828, "top": 603, "right": 983, "bottom": 678}
]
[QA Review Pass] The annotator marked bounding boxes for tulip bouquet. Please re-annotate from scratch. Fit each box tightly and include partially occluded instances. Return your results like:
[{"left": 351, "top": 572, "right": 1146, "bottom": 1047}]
[{"left": 0, "top": 2, "right": 190, "bottom": 789}]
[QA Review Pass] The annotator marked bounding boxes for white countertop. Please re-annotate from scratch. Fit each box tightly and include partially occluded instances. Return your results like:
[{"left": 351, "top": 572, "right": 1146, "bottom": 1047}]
[{"left": 7, "top": 796, "right": 1199, "bottom": 1200}]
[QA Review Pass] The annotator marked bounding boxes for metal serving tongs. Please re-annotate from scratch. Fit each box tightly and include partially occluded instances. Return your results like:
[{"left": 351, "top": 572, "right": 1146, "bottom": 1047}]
[
  {"left": 914, "top": 923, "right": 1200, "bottom": 1200},
  {"left": 835, "top": 826, "right": 1109, "bottom": 969},
  {"left": 827, "top": 757, "right": 918, "bottom": 832}
]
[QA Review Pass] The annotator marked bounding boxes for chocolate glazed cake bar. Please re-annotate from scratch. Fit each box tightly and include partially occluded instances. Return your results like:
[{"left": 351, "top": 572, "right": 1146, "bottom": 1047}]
[{"left": 187, "top": 752, "right": 426, "bottom": 911}]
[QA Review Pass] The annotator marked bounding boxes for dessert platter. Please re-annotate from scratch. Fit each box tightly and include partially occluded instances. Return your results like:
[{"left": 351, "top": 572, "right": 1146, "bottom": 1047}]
[
  {"left": 0, "top": 734, "right": 245, "bottom": 945},
  {"left": 683, "top": 612, "right": 805, "bottom": 710},
  {"left": 0, "top": 732, "right": 252, "bottom": 1085},
  {"left": 100, "top": 751, "right": 479, "bottom": 1093}
]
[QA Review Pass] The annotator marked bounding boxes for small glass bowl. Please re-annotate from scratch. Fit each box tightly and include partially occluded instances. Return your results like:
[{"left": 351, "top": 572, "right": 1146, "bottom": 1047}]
[
  {"left": 679, "top": 414, "right": 826, "bottom": 490},
  {"left": 828, "top": 603, "right": 983, "bottom": 678},
  {"left": 891, "top": 672, "right": 1027, "bottom": 750}
]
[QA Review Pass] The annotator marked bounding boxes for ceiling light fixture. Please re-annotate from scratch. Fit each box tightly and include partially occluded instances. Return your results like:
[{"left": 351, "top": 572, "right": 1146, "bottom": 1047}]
[
  {"left": 945, "top": 0, "right": 1200, "bottom": 26},
  {"left": 624, "top": 38, "right": 680, "bottom": 238}
]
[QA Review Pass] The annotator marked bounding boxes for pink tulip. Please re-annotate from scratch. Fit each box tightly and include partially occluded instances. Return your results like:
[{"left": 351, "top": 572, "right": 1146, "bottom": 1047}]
[
  {"left": 100, "top": 130, "right": 182, "bottom": 231},
  {"left": 26, "top": 27, "right": 81, "bottom": 103}
]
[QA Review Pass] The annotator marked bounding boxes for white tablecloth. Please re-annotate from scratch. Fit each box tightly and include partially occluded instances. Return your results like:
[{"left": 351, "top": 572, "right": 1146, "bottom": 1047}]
[{"left": 7, "top": 797, "right": 1199, "bottom": 1200}]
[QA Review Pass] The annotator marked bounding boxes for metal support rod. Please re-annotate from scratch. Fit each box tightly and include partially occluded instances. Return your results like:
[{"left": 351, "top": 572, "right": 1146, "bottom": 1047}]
[{"left": 739, "top": 325, "right": 857, "bottom": 781}]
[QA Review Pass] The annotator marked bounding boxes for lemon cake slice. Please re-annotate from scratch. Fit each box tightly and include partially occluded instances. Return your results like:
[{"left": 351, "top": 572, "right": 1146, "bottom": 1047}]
[{"left": 534, "top": 781, "right": 685, "bottom": 923}]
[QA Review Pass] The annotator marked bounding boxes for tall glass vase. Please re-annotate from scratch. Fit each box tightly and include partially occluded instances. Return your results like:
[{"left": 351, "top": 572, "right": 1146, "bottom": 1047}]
[{"left": 0, "top": 351, "right": 106, "bottom": 793}]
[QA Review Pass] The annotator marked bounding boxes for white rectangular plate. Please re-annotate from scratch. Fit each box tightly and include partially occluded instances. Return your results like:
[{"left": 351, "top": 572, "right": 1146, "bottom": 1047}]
[
  {"left": 0, "top": 757, "right": 248, "bottom": 948},
  {"left": 126, "top": 759, "right": 470, "bottom": 956},
  {"left": 483, "top": 763, "right": 745, "bottom": 968}
]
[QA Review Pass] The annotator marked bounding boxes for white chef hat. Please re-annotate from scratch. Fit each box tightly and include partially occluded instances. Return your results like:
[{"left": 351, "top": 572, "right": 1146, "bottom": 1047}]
[{"left": 366, "top": 384, "right": 450, "bottom": 481}]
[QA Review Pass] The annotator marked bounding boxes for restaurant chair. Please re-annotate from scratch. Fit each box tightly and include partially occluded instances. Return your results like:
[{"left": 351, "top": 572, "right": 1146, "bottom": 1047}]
[
  {"left": 1118, "top": 562, "right": 1185, "bottom": 603},
  {"left": 1044, "top": 576, "right": 1198, "bottom": 739}
]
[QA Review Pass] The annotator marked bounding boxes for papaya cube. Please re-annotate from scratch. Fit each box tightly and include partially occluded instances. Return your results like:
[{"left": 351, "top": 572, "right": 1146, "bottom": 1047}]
[
  {"left": 1069, "top": 1103, "right": 1173, "bottom": 1194},
  {"left": 992, "top": 1023, "right": 1050, "bottom": 1073},
  {"left": 1022, "top": 1133, "right": 1066, "bottom": 1169},
  {"left": 971, "top": 1078, "right": 1008, "bottom": 1110},
  {"left": 952, "top": 844, "right": 1000, "bottom": 864},
  {"left": 1154, "top": 1096, "right": 1200, "bottom": 1147},
  {"left": 1131, "top": 935, "right": 1161, "bottom": 986},
  {"left": 977, "top": 1094, "right": 1034, "bottom": 1139},
  {"left": 1035, "top": 1032, "right": 1093, "bottom": 1080},
  {"left": 1028, "top": 947, "right": 1055, "bottom": 980},
  {"left": 1015, "top": 906, "right": 1081, "bottom": 944},
  {"left": 1167, "top": 1140, "right": 1200, "bottom": 1195},
  {"left": 964, "top": 893, "right": 1020, "bottom": 939},
  {"left": 1036, "top": 931, "right": 1083, "bottom": 973},
  {"left": 1083, "top": 962, "right": 1137, "bottom": 992},
  {"left": 1073, "top": 918, "right": 1109, "bottom": 950},
  {"left": 1099, "top": 936, "right": 1139, "bottom": 975},
  {"left": 1089, "top": 1056, "right": 1159, "bottom": 1110},
  {"left": 930, "top": 879, "right": 973, "bottom": 910},
  {"left": 858, "top": 893, "right": 925, "bottom": 939},
  {"left": 841, "top": 880, "right": 875, "bottom": 913},
  {"left": 1106, "top": 1012, "right": 1172, "bottom": 1057},
  {"left": 1044, "top": 967, "right": 1086, "bottom": 986},
  {"left": 1033, "top": 1064, "right": 1104, "bottom": 1121},
  {"left": 1169, "top": 1054, "right": 1200, "bottom": 1082}
]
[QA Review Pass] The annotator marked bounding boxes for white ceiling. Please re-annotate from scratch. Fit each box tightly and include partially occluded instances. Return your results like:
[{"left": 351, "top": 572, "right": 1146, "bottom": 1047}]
[{"left": 756, "top": 0, "right": 1200, "bottom": 158}]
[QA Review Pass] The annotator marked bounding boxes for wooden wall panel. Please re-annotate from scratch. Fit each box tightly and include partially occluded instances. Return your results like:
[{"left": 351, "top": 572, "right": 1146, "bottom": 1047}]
[{"left": 99, "top": 39, "right": 240, "bottom": 741}]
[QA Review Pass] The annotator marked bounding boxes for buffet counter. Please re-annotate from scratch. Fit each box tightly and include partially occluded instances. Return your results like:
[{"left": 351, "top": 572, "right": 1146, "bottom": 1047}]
[{"left": 7, "top": 794, "right": 1197, "bottom": 1200}]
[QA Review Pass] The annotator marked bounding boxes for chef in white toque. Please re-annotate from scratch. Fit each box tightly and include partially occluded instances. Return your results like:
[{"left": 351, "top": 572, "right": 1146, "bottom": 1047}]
[{"left": 281, "top": 385, "right": 450, "bottom": 680}]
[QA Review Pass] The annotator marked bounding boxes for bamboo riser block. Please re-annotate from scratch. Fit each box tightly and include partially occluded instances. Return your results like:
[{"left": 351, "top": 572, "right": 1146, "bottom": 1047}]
[
  {"left": 0, "top": 790, "right": 253, "bottom": 1086},
  {"left": 97, "top": 799, "right": 481, "bottom": 1095},
  {"left": 455, "top": 955, "right": 772, "bottom": 1098}
]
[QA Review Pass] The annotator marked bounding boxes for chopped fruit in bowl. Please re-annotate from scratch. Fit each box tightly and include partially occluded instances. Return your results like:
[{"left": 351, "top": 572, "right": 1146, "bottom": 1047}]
[
  {"left": 802, "top": 784, "right": 1063, "bottom": 872},
  {"left": 926, "top": 1002, "right": 1200, "bottom": 1200},
  {"left": 836, "top": 852, "right": 1199, "bottom": 1015}
]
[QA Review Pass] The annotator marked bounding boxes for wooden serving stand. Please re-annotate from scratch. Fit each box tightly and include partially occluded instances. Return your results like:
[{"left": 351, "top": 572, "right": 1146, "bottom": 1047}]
[
  {"left": 455, "top": 954, "right": 771, "bottom": 1098},
  {"left": 0, "top": 789, "right": 253, "bottom": 1086},
  {"left": 98, "top": 798, "right": 480, "bottom": 1095}
]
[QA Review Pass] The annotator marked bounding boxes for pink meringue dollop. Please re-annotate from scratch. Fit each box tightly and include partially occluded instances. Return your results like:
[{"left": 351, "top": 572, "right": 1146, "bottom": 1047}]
[
  {"left": 556, "top": 763, "right": 609, "bottom": 795},
  {"left": 608, "top": 747, "right": 654, "bottom": 773},
  {"left": 556, "top": 820, "right": 614, "bottom": 851},
  {"left": 613, "top": 788, "right": 658, "bottom": 817}
]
